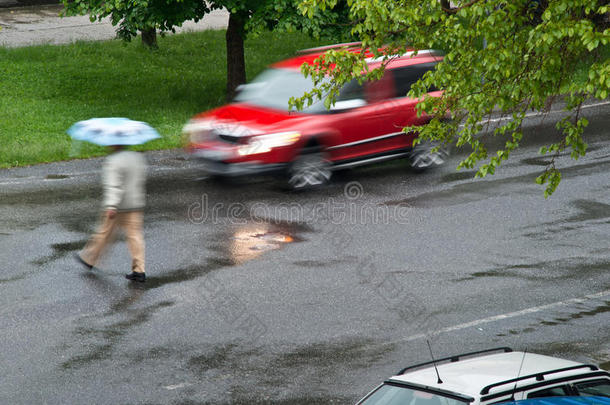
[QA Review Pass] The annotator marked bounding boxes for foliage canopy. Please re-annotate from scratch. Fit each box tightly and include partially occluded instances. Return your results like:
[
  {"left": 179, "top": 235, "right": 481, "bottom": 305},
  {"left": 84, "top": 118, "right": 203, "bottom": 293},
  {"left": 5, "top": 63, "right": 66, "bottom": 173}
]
[
  {"left": 61, "top": 0, "right": 350, "bottom": 45},
  {"left": 295, "top": 0, "right": 610, "bottom": 196}
]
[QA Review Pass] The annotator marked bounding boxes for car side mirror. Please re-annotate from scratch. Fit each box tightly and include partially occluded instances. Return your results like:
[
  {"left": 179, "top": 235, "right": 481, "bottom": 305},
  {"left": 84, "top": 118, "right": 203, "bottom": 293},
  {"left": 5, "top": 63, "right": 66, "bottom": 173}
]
[{"left": 329, "top": 99, "right": 367, "bottom": 112}]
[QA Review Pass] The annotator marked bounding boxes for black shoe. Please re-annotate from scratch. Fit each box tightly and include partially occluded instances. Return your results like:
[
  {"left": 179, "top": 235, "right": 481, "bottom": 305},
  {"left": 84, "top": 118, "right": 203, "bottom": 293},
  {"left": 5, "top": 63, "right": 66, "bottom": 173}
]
[
  {"left": 75, "top": 253, "right": 93, "bottom": 270},
  {"left": 125, "top": 271, "right": 146, "bottom": 282}
]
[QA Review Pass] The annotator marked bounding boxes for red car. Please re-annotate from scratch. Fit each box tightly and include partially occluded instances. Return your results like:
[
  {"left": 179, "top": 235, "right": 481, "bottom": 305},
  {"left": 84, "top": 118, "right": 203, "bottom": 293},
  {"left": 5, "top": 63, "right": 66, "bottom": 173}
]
[{"left": 184, "top": 43, "right": 447, "bottom": 189}]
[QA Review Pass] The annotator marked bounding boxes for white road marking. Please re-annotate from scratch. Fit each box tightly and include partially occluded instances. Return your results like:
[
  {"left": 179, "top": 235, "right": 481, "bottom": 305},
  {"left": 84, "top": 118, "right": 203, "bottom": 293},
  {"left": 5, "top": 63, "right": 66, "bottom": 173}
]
[{"left": 388, "top": 289, "right": 610, "bottom": 344}]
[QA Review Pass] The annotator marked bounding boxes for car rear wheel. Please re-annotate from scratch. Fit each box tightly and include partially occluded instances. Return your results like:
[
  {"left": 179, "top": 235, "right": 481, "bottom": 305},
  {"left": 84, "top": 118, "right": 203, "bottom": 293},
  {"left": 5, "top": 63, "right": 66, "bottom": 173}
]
[
  {"left": 287, "top": 151, "right": 332, "bottom": 190},
  {"left": 409, "top": 141, "right": 449, "bottom": 171}
]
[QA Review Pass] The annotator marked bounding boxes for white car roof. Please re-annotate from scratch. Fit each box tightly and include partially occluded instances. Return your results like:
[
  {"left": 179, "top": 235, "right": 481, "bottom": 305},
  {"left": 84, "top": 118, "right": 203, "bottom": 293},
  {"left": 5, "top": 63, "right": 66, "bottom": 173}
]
[{"left": 389, "top": 351, "right": 585, "bottom": 399}]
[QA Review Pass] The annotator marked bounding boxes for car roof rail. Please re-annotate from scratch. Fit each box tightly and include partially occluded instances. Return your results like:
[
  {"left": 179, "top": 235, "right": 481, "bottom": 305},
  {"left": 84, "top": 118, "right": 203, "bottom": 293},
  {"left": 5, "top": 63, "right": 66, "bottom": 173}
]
[
  {"left": 480, "top": 364, "right": 600, "bottom": 395},
  {"left": 297, "top": 42, "right": 363, "bottom": 54},
  {"left": 397, "top": 347, "right": 513, "bottom": 375}
]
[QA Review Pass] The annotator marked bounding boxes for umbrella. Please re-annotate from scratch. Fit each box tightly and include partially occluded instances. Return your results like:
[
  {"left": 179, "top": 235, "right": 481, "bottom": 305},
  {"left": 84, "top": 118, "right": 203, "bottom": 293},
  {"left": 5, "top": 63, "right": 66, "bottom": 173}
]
[{"left": 67, "top": 117, "right": 161, "bottom": 146}]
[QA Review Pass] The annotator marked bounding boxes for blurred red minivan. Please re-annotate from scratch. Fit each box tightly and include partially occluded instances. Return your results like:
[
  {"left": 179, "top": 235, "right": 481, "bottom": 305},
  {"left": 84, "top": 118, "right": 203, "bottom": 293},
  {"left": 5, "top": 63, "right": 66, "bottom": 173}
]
[{"left": 184, "top": 43, "right": 447, "bottom": 189}]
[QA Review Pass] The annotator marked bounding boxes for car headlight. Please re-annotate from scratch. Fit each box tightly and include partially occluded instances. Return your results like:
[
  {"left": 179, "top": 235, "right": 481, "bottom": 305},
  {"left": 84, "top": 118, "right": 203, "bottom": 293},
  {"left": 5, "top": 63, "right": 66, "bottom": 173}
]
[{"left": 238, "top": 132, "right": 301, "bottom": 156}]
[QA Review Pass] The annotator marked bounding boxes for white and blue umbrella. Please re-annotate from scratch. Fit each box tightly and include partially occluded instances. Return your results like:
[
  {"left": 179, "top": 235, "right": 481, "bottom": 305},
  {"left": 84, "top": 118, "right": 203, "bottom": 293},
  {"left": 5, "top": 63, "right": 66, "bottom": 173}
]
[{"left": 67, "top": 117, "right": 161, "bottom": 146}]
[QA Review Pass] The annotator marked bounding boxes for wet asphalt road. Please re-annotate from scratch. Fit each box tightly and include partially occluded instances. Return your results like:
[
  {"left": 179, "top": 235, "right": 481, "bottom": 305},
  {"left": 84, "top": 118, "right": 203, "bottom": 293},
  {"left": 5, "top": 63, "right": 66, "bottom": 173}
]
[{"left": 1, "top": 103, "right": 609, "bottom": 404}]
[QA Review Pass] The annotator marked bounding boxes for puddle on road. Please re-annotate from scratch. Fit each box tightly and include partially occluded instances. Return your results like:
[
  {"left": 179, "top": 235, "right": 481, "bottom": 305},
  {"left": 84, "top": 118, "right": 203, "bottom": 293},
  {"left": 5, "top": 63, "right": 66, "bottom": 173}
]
[
  {"left": 1, "top": 183, "right": 96, "bottom": 206},
  {"left": 62, "top": 300, "right": 174, "bottom": 369},
  {"left": 45, "top": 174, "right": 70, "bottom": 180},
  {"left": 0, "top": 274, "right": 26, "bottom": 284},
  {"left": 520, "top": 145, "right": 603, "bottom": 167},
  {"left": 521, "top": 156, "right": 554, "bottom": 166},
  {"left": 214, "top": 395, "right": 350, "bottom": 405},
  {"left": 271, "top": 338, "right": 394, "bottom": 370},
  {"left": 568, "top": 200, "right": 610, "bottom": 222},
  {"left": 520, "top": 199, "right": 610, "bottom": 241},
  {"left": 563, "top": 301, "right": 610, "bottom": 320},
  {"left": 141, "top": 259, "right": 234, "bottom": 290},
  {"left": 188, "top": 343, "right": 242, "bottom": 373},
  {"left": 453, "top": 258, "right": 610, "bottom": 283},
  {"left": 207, "top": 219, "right": 310, "bottom": 267},
  {"left": 228, "top": 228, "right": 298, "bottom": 262},
  {"left": 495, "top": 301, "right": 610, "bottom": 337},
  {"left": 440, "top": 171, "right": 477, "bottom": 183},
  {"left": 31, "top": 239, "right": 88, "bottom": 266},
  {"left": 184, "top": 338, "right": 388, "bottom": 404},
  {"left": 141, "top": 219, "right": 309, "bottom": 290}
]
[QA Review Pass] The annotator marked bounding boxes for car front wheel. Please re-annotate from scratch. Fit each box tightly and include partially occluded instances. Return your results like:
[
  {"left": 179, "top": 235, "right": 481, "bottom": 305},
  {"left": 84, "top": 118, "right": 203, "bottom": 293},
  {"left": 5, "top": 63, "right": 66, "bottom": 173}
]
[
  {"left": 409, "top": 141, "right": 450, "bottom": 171},
  {"left": 287, "top": 152, "right": 332, "bottom": 190}
]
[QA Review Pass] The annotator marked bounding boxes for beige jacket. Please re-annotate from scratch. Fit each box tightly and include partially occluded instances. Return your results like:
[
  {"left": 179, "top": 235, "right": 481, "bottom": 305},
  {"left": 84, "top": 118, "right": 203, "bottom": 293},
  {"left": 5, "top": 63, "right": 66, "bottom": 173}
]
[{"left": 102, "top": 150, "right": 147, "bottom": 211}]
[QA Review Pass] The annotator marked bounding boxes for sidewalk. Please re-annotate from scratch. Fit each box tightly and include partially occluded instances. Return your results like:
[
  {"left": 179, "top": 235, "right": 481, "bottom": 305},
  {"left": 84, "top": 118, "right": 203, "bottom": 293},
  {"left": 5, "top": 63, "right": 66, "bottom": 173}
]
[
  {"left": 0, "top": 0, "right": 59, "bottom": 8},
  {"left": 0, "top": 3, "right": 228, "bottom": 47}
]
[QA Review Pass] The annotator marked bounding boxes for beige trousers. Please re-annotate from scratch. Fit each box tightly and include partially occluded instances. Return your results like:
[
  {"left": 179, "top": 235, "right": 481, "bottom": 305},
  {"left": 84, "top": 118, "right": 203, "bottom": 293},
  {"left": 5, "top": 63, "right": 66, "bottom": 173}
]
[{"left": 80, "top": 211, "right": 145, "bottom": 273}]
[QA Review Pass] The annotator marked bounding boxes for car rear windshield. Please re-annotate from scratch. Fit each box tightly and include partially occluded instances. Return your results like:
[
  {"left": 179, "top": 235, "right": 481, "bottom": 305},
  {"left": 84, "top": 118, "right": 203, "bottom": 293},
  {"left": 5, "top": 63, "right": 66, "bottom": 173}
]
[
  {"left": 234, "top": 68, "right": 325, "bottom": 112},
  {"left": 359, "top": 383, "right": 470, "bottom": 405}
]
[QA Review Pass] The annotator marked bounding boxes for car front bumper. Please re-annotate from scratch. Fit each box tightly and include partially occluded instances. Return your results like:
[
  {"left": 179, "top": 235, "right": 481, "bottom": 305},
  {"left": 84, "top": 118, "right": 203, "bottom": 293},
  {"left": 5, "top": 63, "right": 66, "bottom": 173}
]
[{"left": 192, "top": 150, "right": 287, "bottom": 177}]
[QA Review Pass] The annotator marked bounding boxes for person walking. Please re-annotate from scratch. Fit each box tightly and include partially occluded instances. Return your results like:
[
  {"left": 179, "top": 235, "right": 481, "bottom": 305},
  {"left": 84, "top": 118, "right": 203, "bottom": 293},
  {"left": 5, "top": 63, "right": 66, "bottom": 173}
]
[
  {"left": 67, "top": 117, "right": 159, "bottom": 282},
  {"left": 75, "top": 144, "right": 148, "bottom": 282}
]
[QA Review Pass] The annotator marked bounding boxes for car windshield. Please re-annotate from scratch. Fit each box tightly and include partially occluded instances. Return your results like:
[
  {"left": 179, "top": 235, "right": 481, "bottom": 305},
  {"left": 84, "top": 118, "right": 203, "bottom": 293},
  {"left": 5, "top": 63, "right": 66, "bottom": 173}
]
[
  {"left": 234, "top": 68, "right": 327, "bottom": 112},
  {"left": 359, "top": 384, "right": 469, "bottom": 405}
]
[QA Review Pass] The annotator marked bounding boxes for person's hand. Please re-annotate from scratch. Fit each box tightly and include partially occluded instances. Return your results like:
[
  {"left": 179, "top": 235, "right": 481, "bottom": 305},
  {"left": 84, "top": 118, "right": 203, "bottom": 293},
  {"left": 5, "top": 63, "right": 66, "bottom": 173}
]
[{"left": 106, "top": 209, "right": 117, "bottom": 219}]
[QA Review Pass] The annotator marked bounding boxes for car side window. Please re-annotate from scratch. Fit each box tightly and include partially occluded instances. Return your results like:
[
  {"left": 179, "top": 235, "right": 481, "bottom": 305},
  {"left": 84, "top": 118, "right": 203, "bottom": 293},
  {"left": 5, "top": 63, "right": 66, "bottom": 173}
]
[
  {"left": 337, "top": 78, "right": 365, "bottom": 102},
  {"left": 392, "top": 62, "right": 439, "bottom": 98},
  {"left": 527, "top": 385, "right": 572, "bottom": 398},
  {"left": 574, "top": 379, "right": 610, "bottom": 397}
]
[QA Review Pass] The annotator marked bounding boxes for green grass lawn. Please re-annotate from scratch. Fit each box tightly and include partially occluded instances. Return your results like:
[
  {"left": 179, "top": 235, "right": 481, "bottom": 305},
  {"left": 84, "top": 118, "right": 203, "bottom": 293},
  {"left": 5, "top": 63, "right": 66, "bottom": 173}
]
[{"left": 0, "top": 30, "right": 325, "bottom": 168}]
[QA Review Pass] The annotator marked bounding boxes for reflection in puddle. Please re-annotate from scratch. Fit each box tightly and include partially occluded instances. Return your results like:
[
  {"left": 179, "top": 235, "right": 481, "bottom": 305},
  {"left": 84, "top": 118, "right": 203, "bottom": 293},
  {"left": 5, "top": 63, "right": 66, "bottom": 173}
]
[{"left": 228, "top": 224, "right": 299, "bottom": 265}]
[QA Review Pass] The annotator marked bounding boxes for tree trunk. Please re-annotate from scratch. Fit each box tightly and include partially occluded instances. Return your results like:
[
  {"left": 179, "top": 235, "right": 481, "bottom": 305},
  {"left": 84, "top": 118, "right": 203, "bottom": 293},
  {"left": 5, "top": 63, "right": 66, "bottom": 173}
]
[
  {"left": 226, "top": 12, "right": 247, "bottom": 100},
  {"left": 141, "top": 28, "right": 158, "bottom": 49}
]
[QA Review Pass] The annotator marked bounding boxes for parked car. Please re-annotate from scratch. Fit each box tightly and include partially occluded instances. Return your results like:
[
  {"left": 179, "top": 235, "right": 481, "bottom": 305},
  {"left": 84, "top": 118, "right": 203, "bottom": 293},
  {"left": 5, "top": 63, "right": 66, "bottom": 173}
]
[
  {"left": 356, "top": 347, "right": 610, "bottom": 405},
  {"left": 497, "top": 396, "right": 610, "bottom": 405},
  {"left": 183, "top": 43, "right": 447, "bottom": 189}
]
